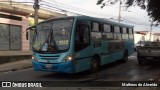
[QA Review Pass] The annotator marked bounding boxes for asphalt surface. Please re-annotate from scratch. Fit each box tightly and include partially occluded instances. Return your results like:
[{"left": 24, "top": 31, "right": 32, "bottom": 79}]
[
  {"left": 0, "top": 52, "right": 160, "bottom": 90},
  {"left": 0, "top": 53, "right": 160, "bottom": 81}
]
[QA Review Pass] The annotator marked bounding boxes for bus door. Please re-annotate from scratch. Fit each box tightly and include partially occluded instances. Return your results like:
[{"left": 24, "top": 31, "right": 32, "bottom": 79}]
[{"left": 74, "top": 21, "right": 92, "bottom": 73}]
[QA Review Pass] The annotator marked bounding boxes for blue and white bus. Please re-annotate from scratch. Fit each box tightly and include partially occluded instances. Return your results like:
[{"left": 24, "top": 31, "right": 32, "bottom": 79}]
[{"left": 26, "top": 16, "right": 134, "bottom": 74}]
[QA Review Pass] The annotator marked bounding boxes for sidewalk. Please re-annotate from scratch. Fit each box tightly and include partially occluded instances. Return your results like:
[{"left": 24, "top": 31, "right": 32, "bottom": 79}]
[
  {"left": 0, "top": 51, "right": 32, "bottom": 72},
  {"left": 0, "top": 51, "right": 32, "bottom": 64},
  {"left": 0, "top": 51, "right": 32, "bottom": 56},
  {"left": 0, "top": 59, "right": 32, "bottom": 72}
]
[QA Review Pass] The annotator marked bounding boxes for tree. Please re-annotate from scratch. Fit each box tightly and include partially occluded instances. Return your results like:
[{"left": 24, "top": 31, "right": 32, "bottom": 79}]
[{"left": 97, "top": 0, "right": 160, "bottom": 24}]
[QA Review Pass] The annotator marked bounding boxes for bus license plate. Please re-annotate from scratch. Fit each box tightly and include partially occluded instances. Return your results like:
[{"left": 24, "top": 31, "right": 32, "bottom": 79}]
[{"left": 46, "top": 64, "right": 52, "bottom": 69}]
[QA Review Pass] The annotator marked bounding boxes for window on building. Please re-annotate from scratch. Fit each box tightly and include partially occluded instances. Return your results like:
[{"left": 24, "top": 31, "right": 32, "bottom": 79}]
[
  {"left": 0, "top": 24, "right": 21, "bottom": 50},
  {"left": 0, "top": 24, "right": 9, "bottom": 50}
]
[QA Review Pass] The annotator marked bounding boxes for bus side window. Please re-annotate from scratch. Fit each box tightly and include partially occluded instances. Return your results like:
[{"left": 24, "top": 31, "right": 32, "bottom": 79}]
[{"left": 75, "top": 24, "right": 90, "bottom": 51}]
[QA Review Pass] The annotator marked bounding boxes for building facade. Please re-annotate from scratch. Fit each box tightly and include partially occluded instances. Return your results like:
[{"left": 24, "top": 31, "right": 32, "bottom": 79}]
[
  {"left": 0, "top": 12, "right": 29, "bottom": 51},
  {"left": 134, "top": 31, "right": 160, "bottom": 44},
  {"left": 0, "top": 1, "right": 66, "bottom": 51}
]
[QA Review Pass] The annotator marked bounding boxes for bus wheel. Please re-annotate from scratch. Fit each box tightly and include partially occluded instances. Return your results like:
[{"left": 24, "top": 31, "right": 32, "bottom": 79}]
[
  {"left": 90, "top": 57, "right": 100, "bottom": 73},
  {"left": 138, "top": 60, "right": 143, "bottom": 65},
  {"left": 121, "top": 51, "right": 128, "bottom": 62},
  {"left": 138, "top": 58, "right": 143, "bottom": 65}
]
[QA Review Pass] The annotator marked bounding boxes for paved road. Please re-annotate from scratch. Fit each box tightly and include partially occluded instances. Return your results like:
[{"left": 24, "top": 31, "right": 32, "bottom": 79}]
[
  {"left": 0, "top": 52, "right": 160, "bottom": 90},
  {"left": 0, "top": 53, "right": 160, "bottom": 81}
]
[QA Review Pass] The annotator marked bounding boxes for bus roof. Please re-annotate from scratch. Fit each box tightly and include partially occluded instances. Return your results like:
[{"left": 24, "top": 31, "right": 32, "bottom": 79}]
[
  {"left": 39, "top": 15, "right": 133, "bottom": 28},
  {"left": 75, "top": 15, "right": 133, "bottom": 28}
]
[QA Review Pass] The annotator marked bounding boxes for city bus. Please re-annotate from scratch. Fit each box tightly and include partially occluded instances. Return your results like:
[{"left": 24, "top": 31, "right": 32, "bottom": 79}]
[{"left": 26, "top": 16, "right": 134, "bottom": 74}]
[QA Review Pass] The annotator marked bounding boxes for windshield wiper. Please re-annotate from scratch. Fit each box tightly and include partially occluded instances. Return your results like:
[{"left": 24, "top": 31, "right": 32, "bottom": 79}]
[
  {"left": 40, "top": 28, "right": 59, "bottom": 51},
  {"left": 50, "top": 29, "right": 59, "bottom": 50}
]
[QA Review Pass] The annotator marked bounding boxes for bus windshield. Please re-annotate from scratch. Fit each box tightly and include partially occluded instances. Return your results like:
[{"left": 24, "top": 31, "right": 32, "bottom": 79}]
[{"left": 32, "top": 19, "right": 73, "bottom": 53}]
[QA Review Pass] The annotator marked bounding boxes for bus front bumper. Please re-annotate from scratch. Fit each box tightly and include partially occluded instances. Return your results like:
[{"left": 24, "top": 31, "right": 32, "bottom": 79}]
[{"left": 32, "top": 61, "right": 74, "bottom": 74}]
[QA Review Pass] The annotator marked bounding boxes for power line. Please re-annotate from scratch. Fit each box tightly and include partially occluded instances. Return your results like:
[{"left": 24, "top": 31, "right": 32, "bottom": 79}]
[
  {"left": 43, "top": 0, "right": 95, "bottom": 14},
  {"left": 41, "top": 1, "right": 90, "bottom": 15},
  {"left": 40, "top": 3, "right": 81, "bottom": 15},
  {"left": 8, "top": 0, "right": 158, "bottom": 28},
  {"left": 41, "top": 0, "right": 116, "bottom": 18}
]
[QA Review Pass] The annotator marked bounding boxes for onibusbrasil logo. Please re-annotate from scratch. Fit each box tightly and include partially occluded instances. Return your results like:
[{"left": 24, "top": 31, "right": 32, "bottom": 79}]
[{"left": 2, "top": 82, "right": 42, "bottom": 87}]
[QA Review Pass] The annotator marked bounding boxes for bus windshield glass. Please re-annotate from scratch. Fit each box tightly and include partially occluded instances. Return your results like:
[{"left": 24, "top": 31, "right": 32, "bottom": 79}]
[{"left": 32, "top": 19, "right": 73, "bottom": 53}]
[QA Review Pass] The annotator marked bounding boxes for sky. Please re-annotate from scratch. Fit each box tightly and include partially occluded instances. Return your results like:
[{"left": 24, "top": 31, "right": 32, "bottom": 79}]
[{"left": 13, "top": 0, "right": 160, "bottom": 32}]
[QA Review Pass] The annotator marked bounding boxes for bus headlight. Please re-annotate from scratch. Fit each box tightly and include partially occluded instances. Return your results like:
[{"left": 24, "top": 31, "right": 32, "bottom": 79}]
[
  {"left": 32, "top": 56, "right": 38, "bottom": 61},
  {"left": 64, "top": 54, "right": 73, "bottom": 62}
]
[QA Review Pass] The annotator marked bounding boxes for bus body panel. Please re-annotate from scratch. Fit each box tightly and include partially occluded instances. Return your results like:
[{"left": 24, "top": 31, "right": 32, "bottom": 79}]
[
  {"left": 32, "top": 51, "right": 75, "bottom": 74},
  {"left": 128, "top": 41, "right": 135, "bottom": 55},
  {"left": 74, "top": 45, "right": 93, "bottom": 73},
  {"left": 29, "top": 16, "right": 134, "bottom": 74},
  {"left": 32, "top": 60, "right": 74, "bottom": 73},
  {"left": 100, "top": 41, "right": 111, "bottom": 65}
]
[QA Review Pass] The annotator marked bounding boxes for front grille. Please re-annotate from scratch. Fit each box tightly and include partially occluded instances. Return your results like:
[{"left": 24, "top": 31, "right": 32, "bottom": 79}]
[
  {"left": 39, "top": 55, "right": 60, "bottom": 57},
  {"left": 41, "top": 58, "right": 57, "bottom": 60},
  {"left": 39, "top": 55, "right": 60, "bottom": 60}
]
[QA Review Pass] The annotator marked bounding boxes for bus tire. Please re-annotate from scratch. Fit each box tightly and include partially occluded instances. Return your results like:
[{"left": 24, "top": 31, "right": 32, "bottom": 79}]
[
  {"left": 90, "top": 56, "right": 100, "bottom": 73},
  {"left": 138, "top": 58, "right": 143, "bottom": 65},
  {"left": 121, "top": 50, "right": 128, "bottom": 62},
  {"left": 138, "top": 60, "right": 143, "bottom": 65}
]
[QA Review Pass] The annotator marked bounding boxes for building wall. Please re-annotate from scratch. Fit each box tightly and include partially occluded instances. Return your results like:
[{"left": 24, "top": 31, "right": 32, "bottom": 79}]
[
  {"left": 153, "top": 35, "right": 160, "bottom": 41},
  {"left": 134, "top": 32, "right": 155, "bottom": 44},
  {"left": 0, "top": 12, "right": 29, "bottom": 51},
  {"left": 134, "top": 34, "right": 146, "bottom": 44},
  {"left": 145, "top": 32, "right": 154, "bottom": 41}
]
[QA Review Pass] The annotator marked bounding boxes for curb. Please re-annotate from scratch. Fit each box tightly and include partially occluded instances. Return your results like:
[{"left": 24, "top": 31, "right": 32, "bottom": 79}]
[{"left": 0, "top": 55, "right": 32, "bottom": 64}]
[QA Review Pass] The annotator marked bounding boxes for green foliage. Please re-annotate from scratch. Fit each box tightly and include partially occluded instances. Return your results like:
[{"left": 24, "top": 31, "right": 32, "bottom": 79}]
[
  {"left": 28, "top": 18, "right": 35, "bottom": 26},
  {"left": 97, "top": 0, "right": 160, "bottom": 24},
  {"left": 28, "top": 17, "right": 44, "bottom": 26}
]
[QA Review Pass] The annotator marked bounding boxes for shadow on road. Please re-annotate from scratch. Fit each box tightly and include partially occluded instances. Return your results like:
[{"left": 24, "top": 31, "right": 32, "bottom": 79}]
[
  {"left": 139, "top": 61, "right": 160, "bottom": 69},
  {"left": 38, "top": 60, "right": 125, "bottom": 80},
  {"left": 37, "top": 59, "right": 160, "bottom": 81}
]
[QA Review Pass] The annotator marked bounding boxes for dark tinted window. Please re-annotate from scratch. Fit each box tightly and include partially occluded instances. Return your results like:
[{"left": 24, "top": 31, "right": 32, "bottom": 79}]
[
  {"left": 114, "top": 26, "right": 120, "bottom": 33},
  {"left": 122, "top": 27, "right": 127, "bottom": 33},
  {"left": 92, "top": 23, "right": 100, "bottom": 31},
  {"left": 129, "top": 28, "right": 133, "bottom": 34},
  {"left": 114, "top": 33, "right": 121, "bottom": 40},
  {"left": 91, "top": 32, "right": 102, "bottom": 41},
  {"left": 103, "top": 24, "right": 111, "bottom": 32}
]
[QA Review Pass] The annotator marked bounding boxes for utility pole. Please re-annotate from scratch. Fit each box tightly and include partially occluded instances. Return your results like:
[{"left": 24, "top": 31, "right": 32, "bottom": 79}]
[
  {"left": 118, "top": 0, "right": 122, "bottom": 23},
  {"left": 149, "top": 19, "right": 153, "bottom": 41},
  {"left": 34, "top": 0, "right": 39, "bottom": 25}
]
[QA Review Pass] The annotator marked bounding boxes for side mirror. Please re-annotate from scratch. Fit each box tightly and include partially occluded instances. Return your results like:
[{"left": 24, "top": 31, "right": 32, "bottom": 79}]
[
  {"left": 26, "top": 26, "right": 35, "bottom": 40},
  {"left": 26, "top": 31, "right": 29, "bottom": 40}
]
